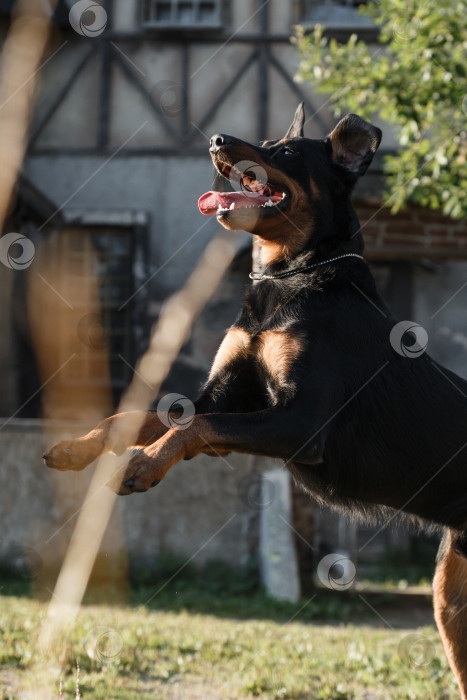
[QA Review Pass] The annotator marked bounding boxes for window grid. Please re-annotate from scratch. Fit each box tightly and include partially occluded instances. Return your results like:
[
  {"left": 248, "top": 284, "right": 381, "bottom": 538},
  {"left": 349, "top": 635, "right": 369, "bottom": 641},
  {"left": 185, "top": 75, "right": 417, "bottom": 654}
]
[
  {"left": 145, "top": 0, "right": 222, "bottom": 26},
  {"left": 303, "top": 0, "right": 372, "bottom": 24},
  {"left": 57, "top": 228, "right": 134, "bottom": 390},
  {"left": 304, "top": 0, "right": 369, "bottom": 10}
]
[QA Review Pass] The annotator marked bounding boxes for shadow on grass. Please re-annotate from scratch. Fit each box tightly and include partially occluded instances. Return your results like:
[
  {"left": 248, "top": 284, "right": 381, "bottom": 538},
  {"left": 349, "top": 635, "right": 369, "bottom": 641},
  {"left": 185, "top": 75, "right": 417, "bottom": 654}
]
[{"left": 0, "top": 552, "right": 434, "bottom": 629}]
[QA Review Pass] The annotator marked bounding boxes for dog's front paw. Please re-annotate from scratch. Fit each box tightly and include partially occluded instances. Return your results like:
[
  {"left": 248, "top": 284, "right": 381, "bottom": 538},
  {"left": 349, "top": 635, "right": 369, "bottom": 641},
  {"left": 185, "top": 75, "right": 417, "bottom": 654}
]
[
  {"left": 105, "top": 448, "right": 164, "bottom": 495},
  {"left": 44, "top": 437, "right": 100, "bottom": 471},
  {"left": 109, "top": 430, "right": 189, "bottom": 496}
]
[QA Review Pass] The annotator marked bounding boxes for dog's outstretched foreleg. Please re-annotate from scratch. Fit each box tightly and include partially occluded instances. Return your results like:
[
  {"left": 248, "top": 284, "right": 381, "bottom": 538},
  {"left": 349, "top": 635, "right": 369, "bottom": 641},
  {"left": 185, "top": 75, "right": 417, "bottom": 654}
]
[
  {"left": 109, "top": 408, "right": 325, "bottom": 495},
  {"left": 43, "top": 410, "right": 172, "bottom": 471}
]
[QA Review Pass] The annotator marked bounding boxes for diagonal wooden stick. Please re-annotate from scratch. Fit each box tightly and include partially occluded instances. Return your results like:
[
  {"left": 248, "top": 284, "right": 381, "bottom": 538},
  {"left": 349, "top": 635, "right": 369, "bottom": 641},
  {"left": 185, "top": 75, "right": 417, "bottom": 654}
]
[
  {"left": 39, "top": 233, "right": 237, "bottom": 652},
  {"left": 0, "top": 0, "right": 57, "bottom": 230}
]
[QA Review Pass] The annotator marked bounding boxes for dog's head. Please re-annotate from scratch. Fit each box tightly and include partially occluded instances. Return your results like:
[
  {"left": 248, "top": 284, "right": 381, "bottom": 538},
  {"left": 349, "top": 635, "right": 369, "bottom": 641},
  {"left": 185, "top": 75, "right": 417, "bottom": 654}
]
[{"left": 199, "top": 104, "right": 382, "bottom": 265}]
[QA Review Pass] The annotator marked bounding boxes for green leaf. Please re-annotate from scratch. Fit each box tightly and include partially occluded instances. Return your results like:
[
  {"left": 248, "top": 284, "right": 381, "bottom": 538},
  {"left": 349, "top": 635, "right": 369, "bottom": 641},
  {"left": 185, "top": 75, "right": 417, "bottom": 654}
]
[{"left": 294, "top": 0, "right": 467, "bottom": 218}]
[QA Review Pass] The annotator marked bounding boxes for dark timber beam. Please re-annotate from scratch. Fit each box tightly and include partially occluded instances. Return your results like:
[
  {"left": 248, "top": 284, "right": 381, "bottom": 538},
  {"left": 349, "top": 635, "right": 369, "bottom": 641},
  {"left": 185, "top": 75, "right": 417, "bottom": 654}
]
[
  {"left": 28, "top": 46, "right": 96, "bottom": 149},
  {"left": 257, "top": 0, "right": 269, "bottom": 141},
  {"left": 268, "top": 51, "right": 328, "bottom": 133},
  {"left": 188, "top": 48, "right": 259, "bottom": 144},
  {"left": 110, "top": 46, "right": 181, "bottom": 142}
]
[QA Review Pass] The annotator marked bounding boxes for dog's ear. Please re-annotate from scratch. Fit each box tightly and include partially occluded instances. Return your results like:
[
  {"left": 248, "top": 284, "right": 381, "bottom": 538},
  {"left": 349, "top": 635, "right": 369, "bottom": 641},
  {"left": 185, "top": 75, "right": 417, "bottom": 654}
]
[
  {"left": 284, "top": 102, "right": 305, "bottom": 139},
  {"left": 327, "top": 114, "right": 382, "bottom": 176}
]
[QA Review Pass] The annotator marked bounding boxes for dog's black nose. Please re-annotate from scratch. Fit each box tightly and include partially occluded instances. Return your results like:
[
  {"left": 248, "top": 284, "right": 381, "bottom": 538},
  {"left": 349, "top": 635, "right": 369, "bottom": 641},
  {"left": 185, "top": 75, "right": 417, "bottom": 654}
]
[{"left": 210, "top": 133, "right": 234, "bottom": 152}]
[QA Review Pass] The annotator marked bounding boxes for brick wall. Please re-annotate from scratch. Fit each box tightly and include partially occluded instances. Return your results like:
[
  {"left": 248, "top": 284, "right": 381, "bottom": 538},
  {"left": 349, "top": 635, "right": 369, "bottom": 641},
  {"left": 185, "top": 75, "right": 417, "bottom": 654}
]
[{"left": 355, "top": 201, "right": 467, "bottom": 259}]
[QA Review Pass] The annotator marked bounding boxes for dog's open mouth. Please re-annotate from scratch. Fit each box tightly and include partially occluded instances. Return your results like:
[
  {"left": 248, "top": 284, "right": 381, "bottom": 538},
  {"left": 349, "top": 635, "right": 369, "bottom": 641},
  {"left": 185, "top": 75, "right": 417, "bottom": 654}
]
[{"left": 198, "top": 160, "right": 288, "bottom": 217}]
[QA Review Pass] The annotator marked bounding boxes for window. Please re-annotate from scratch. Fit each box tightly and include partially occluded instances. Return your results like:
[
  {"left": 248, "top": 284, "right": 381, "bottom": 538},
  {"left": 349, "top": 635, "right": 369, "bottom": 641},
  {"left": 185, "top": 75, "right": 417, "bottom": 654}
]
[
  {"left": 13, "top": 215, "right": 149, "bottom": 419},
  {"left": 40, "top": 226, "right": 141, "bottom": 410},
  {"left": 301, "top": 0, "right": 373, "bottom": 28},
  {"left": 144, "top": 0, "right": 223, "bottom": 28}
]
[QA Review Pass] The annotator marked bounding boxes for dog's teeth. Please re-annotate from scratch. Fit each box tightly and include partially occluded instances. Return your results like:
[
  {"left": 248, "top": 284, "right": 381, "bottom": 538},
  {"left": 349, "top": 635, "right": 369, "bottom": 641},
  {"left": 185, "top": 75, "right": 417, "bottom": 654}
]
[
  {"left": 230, "top": 202, "right": 235, "bottom": 210},
  {"left": 264, "top": 198, "right": 274, "bottom": 207}
]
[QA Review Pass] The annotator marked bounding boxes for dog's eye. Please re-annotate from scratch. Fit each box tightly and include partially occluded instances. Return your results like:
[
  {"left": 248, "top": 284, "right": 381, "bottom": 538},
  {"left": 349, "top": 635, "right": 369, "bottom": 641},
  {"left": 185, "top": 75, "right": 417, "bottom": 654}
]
[{"left": 283, "top": 147, "right": 295, "bottom": 156}]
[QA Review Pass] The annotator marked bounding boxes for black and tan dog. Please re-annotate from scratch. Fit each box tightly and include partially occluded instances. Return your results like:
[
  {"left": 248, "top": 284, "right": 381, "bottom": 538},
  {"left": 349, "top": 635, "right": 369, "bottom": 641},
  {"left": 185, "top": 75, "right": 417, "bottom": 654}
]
[{"left": 45, "top": 105, "right": 467, "bottom": 697}]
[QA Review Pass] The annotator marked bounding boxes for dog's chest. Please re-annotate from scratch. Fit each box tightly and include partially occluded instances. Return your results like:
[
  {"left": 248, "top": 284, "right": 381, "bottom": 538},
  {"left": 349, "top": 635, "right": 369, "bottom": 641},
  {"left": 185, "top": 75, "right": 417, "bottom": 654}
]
[{"left": 209, "top": 327, "right": 303, "bottom": 390}]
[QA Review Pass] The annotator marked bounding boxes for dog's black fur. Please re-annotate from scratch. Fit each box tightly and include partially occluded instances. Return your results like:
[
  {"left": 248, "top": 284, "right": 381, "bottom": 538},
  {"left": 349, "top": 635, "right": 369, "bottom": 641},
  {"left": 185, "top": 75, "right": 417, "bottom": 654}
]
[
  {"left": 196, "top": 108, "right": 467, "bottom": 545},
  {"left": 44, "top": 104, "right": 467, "bottom": 695},
  {"left": 45, "top": 104, "right": 467, "bottom": 542}
]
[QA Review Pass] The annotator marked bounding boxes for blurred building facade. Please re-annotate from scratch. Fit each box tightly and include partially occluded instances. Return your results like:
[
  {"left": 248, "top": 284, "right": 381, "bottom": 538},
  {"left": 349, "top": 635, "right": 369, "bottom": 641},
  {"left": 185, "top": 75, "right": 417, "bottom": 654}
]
[{"left": 0, "top": 0, "right": 466, "bottom": 585}]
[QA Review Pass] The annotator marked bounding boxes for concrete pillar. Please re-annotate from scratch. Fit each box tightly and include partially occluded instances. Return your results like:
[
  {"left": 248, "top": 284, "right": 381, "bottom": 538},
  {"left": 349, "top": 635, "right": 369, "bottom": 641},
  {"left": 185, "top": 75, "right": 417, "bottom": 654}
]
[{"left": 259, "top": 468, "right": 301, "bottom": 602}]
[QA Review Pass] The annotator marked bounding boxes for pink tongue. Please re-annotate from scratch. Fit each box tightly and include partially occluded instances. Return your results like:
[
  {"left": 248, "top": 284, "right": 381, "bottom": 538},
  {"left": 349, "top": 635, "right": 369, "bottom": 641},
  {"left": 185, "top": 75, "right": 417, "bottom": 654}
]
[{"left": 198, "top": 190, "right": 281, "bottom": 215}]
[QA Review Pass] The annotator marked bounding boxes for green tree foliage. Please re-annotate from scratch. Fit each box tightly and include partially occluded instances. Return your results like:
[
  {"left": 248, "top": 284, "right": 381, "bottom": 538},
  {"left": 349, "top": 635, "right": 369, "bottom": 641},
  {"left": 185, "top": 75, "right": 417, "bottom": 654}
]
[{"left": 294, "top": 0, "right": 467, "bottom": 218}]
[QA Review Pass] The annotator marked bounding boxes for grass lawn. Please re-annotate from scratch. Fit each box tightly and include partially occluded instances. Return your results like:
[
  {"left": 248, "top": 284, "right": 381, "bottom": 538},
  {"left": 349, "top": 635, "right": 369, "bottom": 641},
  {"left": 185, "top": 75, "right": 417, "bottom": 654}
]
[{"left": 0, "top": 579, "right": 459, "bottom": 700}]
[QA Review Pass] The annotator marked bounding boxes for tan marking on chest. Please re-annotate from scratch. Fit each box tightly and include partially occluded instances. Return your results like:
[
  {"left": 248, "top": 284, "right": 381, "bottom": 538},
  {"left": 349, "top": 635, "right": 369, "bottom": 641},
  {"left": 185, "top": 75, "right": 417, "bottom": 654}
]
[
  {"left": 256, "top": 330, "right": 303, "bottom": 383},
  {"left": 209, "top": 327, "right": 251, "bottom": 380}
]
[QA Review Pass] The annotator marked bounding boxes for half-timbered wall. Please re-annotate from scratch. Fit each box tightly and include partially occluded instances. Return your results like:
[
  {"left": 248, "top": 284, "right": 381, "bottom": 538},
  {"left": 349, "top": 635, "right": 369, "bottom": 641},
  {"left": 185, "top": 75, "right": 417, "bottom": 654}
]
[{"left": 24, "top": 0, "right": 386, "bottom": 295}]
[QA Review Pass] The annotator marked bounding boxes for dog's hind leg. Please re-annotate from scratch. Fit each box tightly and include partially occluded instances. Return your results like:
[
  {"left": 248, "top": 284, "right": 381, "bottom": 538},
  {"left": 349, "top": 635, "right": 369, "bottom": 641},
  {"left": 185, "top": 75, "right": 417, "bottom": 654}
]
[
  {"left": 433, "top": 531, "right": 467, "bottom": 700},
  {"left": 44, "top": 410, "right": 171, "bottom": 472}
]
